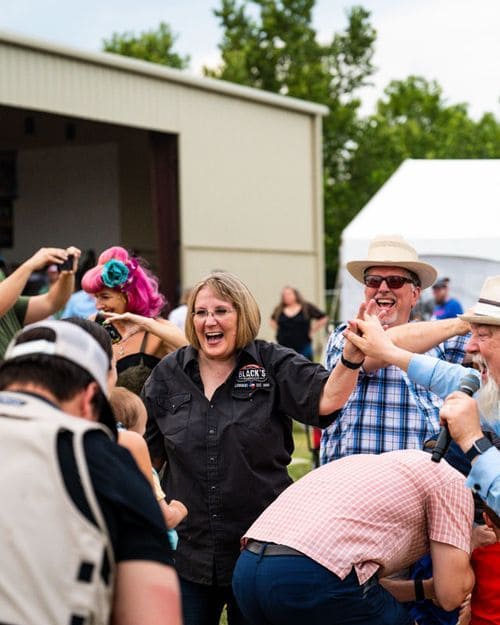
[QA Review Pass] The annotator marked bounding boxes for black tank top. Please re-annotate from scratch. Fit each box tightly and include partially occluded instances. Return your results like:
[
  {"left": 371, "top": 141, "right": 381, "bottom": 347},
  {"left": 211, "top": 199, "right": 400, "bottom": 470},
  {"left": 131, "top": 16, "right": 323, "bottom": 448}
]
[{"left": 116, "top": 332, "right": 160, "bottom": 395}]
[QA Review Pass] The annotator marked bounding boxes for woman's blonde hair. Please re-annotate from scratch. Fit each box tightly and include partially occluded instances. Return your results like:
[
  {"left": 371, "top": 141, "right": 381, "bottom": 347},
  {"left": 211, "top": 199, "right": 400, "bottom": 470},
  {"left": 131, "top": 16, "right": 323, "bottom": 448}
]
[{"left": 185, "top": 271, "right": 261, "bottom": 350}]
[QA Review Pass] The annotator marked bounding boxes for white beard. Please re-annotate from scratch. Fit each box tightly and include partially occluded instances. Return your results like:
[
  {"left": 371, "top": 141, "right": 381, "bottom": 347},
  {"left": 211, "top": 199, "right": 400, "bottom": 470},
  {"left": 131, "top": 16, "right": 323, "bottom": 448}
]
[{"left": 473, "top": 356, "right": 500, "bottom": 432}]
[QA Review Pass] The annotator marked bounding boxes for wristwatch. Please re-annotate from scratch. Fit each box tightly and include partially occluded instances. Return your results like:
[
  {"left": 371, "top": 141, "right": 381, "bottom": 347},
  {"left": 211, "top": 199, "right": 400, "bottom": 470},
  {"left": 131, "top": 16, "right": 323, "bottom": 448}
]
[{"left": 465, "top": 436, "right": 493, "bottom": 462}]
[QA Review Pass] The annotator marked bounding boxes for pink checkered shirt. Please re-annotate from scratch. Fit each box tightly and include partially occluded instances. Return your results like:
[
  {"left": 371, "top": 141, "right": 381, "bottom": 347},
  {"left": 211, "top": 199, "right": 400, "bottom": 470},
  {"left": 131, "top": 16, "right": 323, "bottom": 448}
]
[{"left": 245, "top": 450, "right": 473, "bottom": 584}]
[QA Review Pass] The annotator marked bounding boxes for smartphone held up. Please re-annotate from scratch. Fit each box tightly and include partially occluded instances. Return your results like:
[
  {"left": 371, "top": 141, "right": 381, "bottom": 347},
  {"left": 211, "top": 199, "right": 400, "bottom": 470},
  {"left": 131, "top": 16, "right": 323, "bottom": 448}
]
[
  {"left": 95, "top": 312, "right": 122, "bottom": 344},
  {"left": 57, "top": 254, "right": 75, "bottom": 272}
]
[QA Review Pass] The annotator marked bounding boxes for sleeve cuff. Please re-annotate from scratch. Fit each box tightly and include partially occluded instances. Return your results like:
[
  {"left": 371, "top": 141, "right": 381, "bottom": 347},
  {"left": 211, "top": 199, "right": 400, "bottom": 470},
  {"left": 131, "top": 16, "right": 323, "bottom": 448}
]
[{"left": 466, "top": 447, "right": 500, "bottom": 497}]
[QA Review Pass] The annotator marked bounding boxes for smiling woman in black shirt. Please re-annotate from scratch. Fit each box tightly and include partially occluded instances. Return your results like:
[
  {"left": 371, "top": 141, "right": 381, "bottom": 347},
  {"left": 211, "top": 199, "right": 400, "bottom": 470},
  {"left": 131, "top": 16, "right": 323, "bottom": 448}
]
[
  {"left": 270, "top": 286, "right": 328, "bottom": 360},
  {"left": 142, "top": 271, "right": 364, "bottom": 625}
]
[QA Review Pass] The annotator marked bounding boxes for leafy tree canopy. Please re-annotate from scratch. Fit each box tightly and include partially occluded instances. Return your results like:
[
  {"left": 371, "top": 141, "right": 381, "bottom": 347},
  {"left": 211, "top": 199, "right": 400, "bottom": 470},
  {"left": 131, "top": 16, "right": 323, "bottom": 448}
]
[
  {"left": 101, "top": 8, "right": 500, "bottom": 285},
  {"left": 205, "top": 0, "right": 377, "bottom": 280},
  {"left": 330, "top": 76, "right": 500, "bottom": 270},
  {"left": 102, "top": 22, "right": 190, "bottom": 69},
  {"left": 207, "top": 4, "right": 500, "bottom": 282}
]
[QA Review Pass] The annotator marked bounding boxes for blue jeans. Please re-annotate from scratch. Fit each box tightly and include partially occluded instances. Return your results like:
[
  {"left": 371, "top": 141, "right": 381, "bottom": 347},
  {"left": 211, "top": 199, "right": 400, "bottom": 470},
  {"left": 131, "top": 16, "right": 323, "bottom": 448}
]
[
  {"left": 299, "top": 343, "right": 314, "bottom": 360},
  {"left": 232, "top": 548, "right": 413, "bottom": 625},
  {"left": 180, "top": 576, "right": 251, "bottom": 625}
]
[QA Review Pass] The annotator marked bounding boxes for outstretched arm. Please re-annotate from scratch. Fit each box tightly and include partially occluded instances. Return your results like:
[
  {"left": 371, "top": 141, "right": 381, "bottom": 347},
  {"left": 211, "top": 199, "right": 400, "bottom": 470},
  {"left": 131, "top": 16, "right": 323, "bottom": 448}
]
[
  {"left": 344, "top": 304, "right": 469, "bottom": 373},
  {"left": 387, "top": 314, "right": 470, "bottom": 352},
  {"left": 0, "top": 247, "right": 74, "bottom": 318},
  {"left": 345, "top": 310, "right": 477, "bottom": 398},
  {"left": 104, "top": 312, "right": 188, "bottom": 354},
  {"left": 24, "top": 246, "right": 80, "bottom": 323}
]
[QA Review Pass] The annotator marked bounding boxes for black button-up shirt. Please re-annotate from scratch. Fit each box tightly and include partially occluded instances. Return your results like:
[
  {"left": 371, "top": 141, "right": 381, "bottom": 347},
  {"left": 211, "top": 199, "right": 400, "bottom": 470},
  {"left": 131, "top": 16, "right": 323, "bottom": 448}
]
[{"left": 143, "top": 340, "right": 337, "bottom": 586}]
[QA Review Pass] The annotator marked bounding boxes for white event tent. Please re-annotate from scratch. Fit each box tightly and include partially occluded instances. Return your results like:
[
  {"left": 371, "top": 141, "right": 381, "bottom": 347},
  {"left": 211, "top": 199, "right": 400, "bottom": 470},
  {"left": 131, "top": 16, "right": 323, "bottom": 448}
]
[{"left": 338, "top": 159, "right": 500, "bottom": 322}]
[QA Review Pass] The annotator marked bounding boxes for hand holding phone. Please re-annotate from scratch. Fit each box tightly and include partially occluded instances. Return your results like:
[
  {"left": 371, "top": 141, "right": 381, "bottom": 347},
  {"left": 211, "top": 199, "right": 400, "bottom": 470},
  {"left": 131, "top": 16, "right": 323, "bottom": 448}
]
[
  {"left": 95, "top": 312, "right": 122, "bottom": 344},
  {"left": 57, "top": 254, "right": 75, "bottom": 272}
]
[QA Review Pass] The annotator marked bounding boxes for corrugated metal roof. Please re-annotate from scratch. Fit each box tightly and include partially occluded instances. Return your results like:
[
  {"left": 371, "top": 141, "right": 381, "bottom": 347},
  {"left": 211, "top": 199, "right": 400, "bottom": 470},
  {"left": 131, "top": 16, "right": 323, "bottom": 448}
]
[{"left": 0, "top": 29, "right": 329, "bottom": 117}]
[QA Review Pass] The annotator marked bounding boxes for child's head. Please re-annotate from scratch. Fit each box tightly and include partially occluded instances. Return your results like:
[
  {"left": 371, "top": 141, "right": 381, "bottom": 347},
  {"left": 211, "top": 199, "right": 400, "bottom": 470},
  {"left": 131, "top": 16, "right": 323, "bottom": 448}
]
[
  {"left": 483, "top": 503, "right": 500, "bottom": 538},
  {"left": 109, "top": 386, "right": 148, "bottom": 436}
]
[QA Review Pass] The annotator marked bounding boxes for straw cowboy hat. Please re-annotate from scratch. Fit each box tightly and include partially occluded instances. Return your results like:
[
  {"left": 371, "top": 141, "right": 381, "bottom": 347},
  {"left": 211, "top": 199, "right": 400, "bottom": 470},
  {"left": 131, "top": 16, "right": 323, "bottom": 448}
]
[
  {"left": 459, "top": 275, "right": 500, "bottom": 326},
  {"left": 346, "top": 234, "right": 437, "bottom": 290}
]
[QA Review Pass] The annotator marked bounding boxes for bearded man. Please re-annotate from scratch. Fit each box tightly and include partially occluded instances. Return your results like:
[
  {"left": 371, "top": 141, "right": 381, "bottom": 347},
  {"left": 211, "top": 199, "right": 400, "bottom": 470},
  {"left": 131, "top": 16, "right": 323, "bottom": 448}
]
[{"left": 345, "top": 274, "right": 500, "bottom": 514}]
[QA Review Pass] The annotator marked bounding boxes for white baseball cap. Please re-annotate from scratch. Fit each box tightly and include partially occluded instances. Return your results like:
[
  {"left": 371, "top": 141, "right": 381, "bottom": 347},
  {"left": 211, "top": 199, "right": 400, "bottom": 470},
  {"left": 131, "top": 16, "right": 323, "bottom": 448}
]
[{"left": 4, "top": 319, "right": 117, "bottom": 437}]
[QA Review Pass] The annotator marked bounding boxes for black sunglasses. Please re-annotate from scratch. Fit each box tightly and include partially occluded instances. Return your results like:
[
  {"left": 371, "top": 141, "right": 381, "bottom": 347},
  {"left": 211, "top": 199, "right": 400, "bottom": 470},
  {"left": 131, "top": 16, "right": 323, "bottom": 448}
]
[{"left": 364, "top": 274, "right": 416, "bottom": 290}]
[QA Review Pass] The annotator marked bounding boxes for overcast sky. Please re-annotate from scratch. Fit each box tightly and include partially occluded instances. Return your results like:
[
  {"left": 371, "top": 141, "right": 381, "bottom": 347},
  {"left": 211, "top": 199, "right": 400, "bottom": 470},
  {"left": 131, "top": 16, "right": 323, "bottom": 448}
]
[{"left": 2, "top": 0, "right": 499, "bottom": 119}]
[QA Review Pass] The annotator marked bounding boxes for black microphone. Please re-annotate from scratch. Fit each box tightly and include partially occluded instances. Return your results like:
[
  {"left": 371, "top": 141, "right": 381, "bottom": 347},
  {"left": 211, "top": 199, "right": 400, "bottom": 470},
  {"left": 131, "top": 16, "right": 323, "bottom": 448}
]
[{"left": 431, "top": 372, "right": 480, "bottom": 463}]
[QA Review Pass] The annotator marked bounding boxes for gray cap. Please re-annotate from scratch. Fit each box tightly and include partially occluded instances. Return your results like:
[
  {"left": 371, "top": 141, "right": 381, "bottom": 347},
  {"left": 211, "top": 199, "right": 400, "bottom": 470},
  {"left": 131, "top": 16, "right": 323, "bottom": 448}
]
[
  {"left": 4, "top": 320, "right": 117, "bottom": 437},
  {"left": 432, "top": 276, "right": 450, "bottom": 289}
]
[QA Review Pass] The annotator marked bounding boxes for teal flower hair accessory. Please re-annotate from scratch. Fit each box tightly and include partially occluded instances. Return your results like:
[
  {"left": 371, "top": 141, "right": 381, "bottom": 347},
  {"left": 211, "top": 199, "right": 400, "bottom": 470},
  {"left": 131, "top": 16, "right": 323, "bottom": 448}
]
[{"left": 101, "top": 259, "right": 129, "bottom": 289}]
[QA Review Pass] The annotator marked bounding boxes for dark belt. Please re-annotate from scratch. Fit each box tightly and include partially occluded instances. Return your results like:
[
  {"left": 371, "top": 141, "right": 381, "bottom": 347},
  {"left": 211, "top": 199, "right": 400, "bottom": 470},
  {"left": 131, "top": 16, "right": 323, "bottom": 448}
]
[{"left": 245, "top": 539, "right": 304, "bottom": 557}]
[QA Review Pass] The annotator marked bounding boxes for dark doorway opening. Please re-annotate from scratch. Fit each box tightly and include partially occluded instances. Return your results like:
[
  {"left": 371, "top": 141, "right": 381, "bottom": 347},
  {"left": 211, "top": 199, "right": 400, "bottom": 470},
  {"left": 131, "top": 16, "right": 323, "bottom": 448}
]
[{"left": 0, "top": 105, "right": 181, "bottom": 308}]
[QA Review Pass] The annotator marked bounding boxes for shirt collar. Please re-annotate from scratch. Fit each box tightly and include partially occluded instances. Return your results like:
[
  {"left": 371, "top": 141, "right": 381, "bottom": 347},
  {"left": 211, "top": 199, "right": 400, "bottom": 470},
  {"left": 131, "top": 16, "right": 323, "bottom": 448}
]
[
  {"left": 180, "top": 345, "right": 199, "bottom": 370},
  {"left": 179, "top": 341, "right": 262, "bottom": 370},
  {"left": 239, "top": 341, "right": 261, "bottom": 363}
]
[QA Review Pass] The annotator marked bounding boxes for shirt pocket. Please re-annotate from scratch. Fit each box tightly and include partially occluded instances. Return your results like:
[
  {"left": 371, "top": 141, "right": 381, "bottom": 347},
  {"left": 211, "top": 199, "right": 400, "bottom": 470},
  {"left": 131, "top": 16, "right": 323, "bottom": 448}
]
[
  {"left": 231, "top": 386, "right": 273, "bottom": 432},
  {"left": 155, "top": 393, "right": 192, "bottom": 445}
]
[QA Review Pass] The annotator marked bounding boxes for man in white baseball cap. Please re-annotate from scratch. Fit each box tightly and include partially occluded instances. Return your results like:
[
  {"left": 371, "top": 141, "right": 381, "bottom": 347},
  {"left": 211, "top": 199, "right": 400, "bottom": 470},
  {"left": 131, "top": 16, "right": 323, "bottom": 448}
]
[{"left": 0, "top": 319, "right": 182, "bottom": 625}]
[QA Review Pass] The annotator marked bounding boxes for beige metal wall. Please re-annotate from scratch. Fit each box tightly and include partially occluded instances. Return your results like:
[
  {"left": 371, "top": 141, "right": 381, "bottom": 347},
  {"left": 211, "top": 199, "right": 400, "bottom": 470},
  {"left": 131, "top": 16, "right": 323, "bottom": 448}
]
[
  {"left": 14, "top": 143, "right": 120, "bottom": 260},
  {"left": 179, "top": 89, "right": 324, "bottom": 334},
  {"left": 0, "top": 33, "right": 326, "bottom": 340}
]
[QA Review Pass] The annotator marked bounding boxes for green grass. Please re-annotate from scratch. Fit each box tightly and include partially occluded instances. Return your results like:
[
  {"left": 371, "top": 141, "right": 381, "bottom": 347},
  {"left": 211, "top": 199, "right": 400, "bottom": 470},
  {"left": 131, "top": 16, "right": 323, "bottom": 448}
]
[{"left": 288, "top": 421, "right": 317, "bottom": 481}]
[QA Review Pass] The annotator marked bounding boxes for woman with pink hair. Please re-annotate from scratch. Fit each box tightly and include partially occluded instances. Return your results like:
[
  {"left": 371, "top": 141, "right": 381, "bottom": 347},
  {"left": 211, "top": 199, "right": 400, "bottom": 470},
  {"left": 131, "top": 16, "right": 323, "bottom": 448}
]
[{"left": 82, "top": 246, "right": 187, "bottom": 394}]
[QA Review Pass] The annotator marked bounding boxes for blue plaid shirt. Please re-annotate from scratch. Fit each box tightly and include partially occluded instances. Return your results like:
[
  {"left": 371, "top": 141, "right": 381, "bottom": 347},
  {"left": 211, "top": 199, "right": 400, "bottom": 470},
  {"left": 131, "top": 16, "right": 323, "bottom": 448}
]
[{"left": 320, "top": 324, "right": 468, "bottom": 464}]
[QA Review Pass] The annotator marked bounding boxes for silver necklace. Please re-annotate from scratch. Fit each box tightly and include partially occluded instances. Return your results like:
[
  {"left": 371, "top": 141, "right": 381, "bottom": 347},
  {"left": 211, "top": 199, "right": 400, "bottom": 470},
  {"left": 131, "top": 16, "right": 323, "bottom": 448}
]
[{"left": 115, "top": 327, "right": 141, "bottom": 357}]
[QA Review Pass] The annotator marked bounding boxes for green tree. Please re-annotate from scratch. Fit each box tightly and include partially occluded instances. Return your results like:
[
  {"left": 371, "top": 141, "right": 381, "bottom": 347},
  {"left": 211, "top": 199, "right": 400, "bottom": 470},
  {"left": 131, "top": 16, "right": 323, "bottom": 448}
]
[
  {"left": 206, "top": 0, "right": 377, "bottom": 283},
  {"left": 333, "top": 76, "right": 500, "bottom": 253},
  {"left": 102, "top": 22, "right": 190, "bottom": 69},
  {"left": 100, "top": 10, "right": 500, "bottom": 285}
]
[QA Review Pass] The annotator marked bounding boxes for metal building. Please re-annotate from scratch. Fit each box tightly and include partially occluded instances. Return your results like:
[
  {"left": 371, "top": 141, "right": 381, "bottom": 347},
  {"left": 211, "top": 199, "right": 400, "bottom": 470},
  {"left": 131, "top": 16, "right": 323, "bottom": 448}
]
[{"left": 0, "top": 31, "right": 327, "bottom": 337}]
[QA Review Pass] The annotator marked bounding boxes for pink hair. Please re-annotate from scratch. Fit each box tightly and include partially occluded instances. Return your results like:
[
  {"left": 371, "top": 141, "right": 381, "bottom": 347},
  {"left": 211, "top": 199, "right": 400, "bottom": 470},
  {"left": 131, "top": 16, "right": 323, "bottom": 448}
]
[{"left": 81, "top": 246, "right": 166, "bottom": 317}]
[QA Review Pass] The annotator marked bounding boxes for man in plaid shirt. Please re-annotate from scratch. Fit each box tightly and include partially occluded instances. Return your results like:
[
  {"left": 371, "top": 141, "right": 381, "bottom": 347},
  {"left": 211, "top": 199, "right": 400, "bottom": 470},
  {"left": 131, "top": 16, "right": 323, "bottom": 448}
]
[
  {"left": 321, "top": 234, "right": 469, "bottom": 464},
  {"left": 233, "top": 450, "right": 474, "bottom": 625}
]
